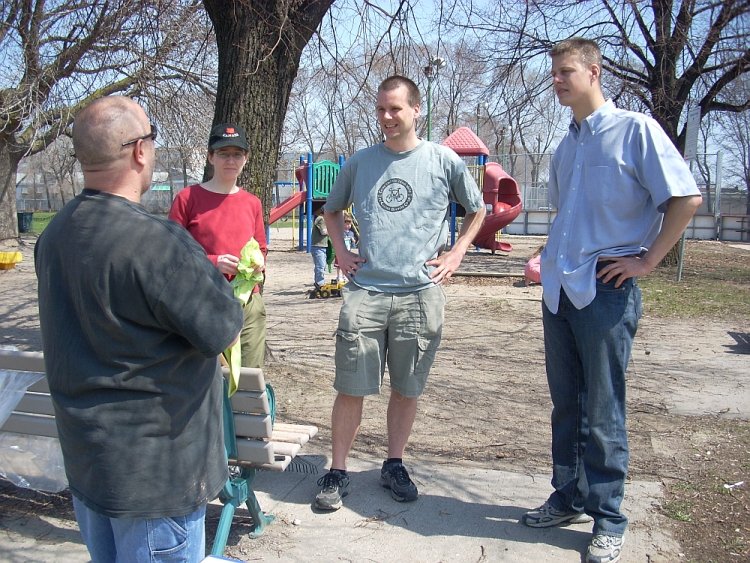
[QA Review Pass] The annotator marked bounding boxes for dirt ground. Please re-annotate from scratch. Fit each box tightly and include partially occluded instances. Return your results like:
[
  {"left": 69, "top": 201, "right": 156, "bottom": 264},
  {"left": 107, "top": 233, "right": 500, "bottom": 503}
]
[{"left": 1, "top": 231, "right": 748, "bottom": 562}]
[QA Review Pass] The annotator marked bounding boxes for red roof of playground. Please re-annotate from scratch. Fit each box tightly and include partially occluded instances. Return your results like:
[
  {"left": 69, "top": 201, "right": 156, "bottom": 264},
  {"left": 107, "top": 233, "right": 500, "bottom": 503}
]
[{"left": 442, "top": 126, "right": 490, "bottom": 156}]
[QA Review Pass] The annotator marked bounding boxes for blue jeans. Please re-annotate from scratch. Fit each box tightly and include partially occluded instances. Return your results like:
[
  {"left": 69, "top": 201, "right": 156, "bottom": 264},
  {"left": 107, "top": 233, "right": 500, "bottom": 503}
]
[
  {"left": 311, "top": 246, "right": 327, "bottom": 286},
  {"left": 73, "top": 495, "right": 206, "bottom": 562},
  {"left": 542, "top": 274, "right": 641, "bottom": 537}
]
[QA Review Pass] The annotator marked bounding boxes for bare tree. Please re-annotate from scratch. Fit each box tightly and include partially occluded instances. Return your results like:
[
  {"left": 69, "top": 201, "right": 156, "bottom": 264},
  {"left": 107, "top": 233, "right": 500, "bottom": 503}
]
[
  {"left": 285, "top": 14, "right": 566, "bottom": 174},
  {"left": 444, "top": 0, "right": 750, "bottom": 151},
  {"left": 717, "top": 88, "right": 750, "bottom": 213},
  {"left": 151, "top": 89, "right": 216, "bottom": 198},
  {"left": 22, "top": 137, "right": 79, "bottom": 209},
  {"left": 201, "top": 0, "right": 335, "bottom": 217},
  {"left": 282, "top": 2, "right": 453, "bottom": 158},
  {"left": 695, "top": 115, "right": 717, "bottom": 212},
  {"left": 0, "top": 0, "right": 212, "bottom": 240},
  {"left": 284, "top": 66, "right": 336, "bottom": 157}
]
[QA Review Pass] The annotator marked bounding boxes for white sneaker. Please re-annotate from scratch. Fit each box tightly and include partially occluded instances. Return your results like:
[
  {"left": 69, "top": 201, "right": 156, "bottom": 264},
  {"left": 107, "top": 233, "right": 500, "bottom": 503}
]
[
  {"left": 586, "top": 533, "right": 625, "bottom": 563},
  {"left": 522, "top": 501, "right": 593, "bottom": 527}
]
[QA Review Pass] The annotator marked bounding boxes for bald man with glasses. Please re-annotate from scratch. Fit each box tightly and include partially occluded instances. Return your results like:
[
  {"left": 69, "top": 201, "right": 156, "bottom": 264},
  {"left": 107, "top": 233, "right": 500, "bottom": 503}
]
[{"left": 35, "top": 96, "right": 243, "bottom": 562}]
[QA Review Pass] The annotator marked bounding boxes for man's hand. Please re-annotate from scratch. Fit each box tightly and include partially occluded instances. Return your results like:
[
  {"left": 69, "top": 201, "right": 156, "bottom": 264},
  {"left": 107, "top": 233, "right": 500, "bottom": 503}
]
[
  {"left": 426, "top": 207, "right": 486, "bottom": 285},
  {"left": 596, "top": 256, "right": 655, "bottom": 287},
  {"left": 337, "top": 250, "right": 366, "bottom": 280},
  {"left": 426, "top": 248, "right": 465, "bottom": 285}
]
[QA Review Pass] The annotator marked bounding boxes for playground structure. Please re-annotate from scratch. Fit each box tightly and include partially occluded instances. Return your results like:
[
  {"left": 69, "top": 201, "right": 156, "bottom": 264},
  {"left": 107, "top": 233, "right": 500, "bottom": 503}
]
[
  {"left": 269, "top": 156, "right": 345, "bottom": 297},
  {"left": 474, "top": 161, "right": 523, "bottom": 253},
  {"left": 267, "top": 127, "right": 523, "bottom": 254},
  {"left": 268, "top": 155, "right": 341, "bottom": 253},
  {"left": 441, "top": 127, "right": 523, "bottom": 252}
]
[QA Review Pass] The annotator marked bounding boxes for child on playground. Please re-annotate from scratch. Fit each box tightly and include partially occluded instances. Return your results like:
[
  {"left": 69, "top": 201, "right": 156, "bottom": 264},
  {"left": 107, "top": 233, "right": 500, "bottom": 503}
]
[
  {"left": 336, "top": 212, "right": 359, "bottom": 282},
  {"left": 168, "top": 122, "right": 267, "bottom": 368},
  {"left": 311, "top": 204, "right": 329, "bottom": 288},
  {"left": 524, "top": 244, "right": 544, "bottom": 286},
  {"left": 342, "top": 212, "right": 358, "bottom": 251}
]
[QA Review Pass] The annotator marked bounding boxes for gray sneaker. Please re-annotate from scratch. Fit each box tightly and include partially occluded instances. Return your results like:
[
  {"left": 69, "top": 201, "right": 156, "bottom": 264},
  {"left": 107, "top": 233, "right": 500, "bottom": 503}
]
[
  {"left": 380, "top": 461, "right": 418, "bottom": 502},
  {"left": 314, "top": 471, "right": 350, "bottom": 511},
  {"left": 522, "top": 501, "right": 593, "bottom": 527},
  {"left": 586, "top": 533, "right": 625, "bottom": 563}
]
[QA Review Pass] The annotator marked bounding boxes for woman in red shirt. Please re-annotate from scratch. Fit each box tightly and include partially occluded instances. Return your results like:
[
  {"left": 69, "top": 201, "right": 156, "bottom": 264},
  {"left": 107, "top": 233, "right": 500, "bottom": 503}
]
[{"left": 169, "top": 123, "right": 267, "bottom": 368}]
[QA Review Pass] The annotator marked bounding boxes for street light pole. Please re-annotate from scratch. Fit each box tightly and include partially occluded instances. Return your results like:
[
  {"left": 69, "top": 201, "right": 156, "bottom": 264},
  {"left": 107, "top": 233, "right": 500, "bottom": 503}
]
[
  {"left": 423, "top": 56, "right": 446, "bottom": 142},
  {"left": 425, "top": 66, "right": 434, "bottom": 141}
]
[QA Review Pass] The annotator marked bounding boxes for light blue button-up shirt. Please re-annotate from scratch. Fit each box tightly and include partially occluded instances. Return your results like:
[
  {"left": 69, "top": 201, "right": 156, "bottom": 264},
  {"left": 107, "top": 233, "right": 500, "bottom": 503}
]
[{"left": 541, "top": 101, "right": 700, "bottom": 313}]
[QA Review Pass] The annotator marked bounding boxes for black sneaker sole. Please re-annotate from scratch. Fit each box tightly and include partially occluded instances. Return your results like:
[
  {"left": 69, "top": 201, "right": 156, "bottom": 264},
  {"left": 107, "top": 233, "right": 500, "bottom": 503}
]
[
  {"left": 522, "top": 511, "right": 593, "bottom": 528},
  {"left": 314, "top": 497, "right": 343, "bottom": 511},
  {"left": 387, "top": 488, "right": 418, "bottom": 502}
]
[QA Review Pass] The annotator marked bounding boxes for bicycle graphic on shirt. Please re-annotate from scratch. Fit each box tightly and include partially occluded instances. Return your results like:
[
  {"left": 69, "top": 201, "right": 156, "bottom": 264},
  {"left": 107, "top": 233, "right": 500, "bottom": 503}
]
[
  {"left": 377, "top": 178, "right": 413, "bottom": 212},
  {"left": 385, "top": 186, "right": 405, "bottom": 204}
]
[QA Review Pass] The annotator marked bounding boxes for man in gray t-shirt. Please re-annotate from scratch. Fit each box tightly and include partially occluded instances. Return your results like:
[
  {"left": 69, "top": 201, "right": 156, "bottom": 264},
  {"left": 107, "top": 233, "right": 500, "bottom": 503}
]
[{"left": 315, "top": 75, "right": 485, "bottom": 511}]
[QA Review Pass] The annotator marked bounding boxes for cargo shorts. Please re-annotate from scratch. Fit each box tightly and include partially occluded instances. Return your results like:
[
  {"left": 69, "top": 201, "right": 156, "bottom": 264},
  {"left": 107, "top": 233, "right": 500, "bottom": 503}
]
[{"left": 333, "top": 283, "right": 445, "bottom": 398}]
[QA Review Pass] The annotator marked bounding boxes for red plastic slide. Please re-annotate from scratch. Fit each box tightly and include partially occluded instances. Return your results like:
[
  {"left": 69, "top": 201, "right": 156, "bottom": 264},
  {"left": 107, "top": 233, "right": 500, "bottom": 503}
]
[
  {"left": 473, "top": 162, "right": 523, "bottom": 253},
  {"left": 269, "top": 190, "right": 306, "bottom": 225}
]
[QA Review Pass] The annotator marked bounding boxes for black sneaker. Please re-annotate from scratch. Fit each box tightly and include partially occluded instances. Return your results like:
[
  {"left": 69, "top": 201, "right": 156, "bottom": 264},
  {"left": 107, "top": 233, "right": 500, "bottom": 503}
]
[
  {"left": 314, "top": 471, "right": 350, "bottom": 511},
  {"left": 380, "top": 461, "right": 418, "bottom": 502}
]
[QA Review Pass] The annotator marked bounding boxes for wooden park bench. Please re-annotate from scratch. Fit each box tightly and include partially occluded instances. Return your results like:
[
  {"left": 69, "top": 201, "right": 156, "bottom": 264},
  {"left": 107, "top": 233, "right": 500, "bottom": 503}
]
[{"left": 0, "top": 349, "right": 318, "bottom": 556}]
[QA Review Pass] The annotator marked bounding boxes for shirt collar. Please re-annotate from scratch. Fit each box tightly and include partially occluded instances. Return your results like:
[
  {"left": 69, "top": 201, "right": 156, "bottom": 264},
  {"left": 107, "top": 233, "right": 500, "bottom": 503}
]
[{"left": 568, "top": 99, "right": 615, "bottom": 135}]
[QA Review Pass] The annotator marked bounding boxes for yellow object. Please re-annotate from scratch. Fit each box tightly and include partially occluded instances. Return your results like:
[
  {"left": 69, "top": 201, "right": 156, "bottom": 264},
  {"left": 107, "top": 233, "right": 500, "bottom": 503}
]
[
  {"left": 0, "top": 251, "right": 22, "bottom": 270},
  {"left": 223, "top": 339, "right": 241, "bottom": 397},
  {"left": 310, "top": 278, "right": 347, "bottom": 299}
]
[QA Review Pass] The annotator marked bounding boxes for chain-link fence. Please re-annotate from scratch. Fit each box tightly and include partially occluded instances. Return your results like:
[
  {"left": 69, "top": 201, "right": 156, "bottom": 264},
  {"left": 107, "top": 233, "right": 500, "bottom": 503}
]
[{"left": 14, "top": 151, "right": 749, "bottom": 240}]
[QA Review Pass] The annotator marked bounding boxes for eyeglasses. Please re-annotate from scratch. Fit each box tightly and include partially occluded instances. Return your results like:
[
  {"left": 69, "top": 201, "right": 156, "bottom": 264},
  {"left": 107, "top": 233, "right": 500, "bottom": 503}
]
[
  {"left": 122, "top": 123, "right": 158, "bottom": 147},
  {"left": 213, "top": 150, "right": 247, "bottom": 160}
]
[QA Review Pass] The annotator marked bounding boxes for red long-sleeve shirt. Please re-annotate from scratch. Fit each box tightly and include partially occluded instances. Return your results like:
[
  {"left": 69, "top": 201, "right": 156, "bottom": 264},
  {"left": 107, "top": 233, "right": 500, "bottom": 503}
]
[{"left": 169, "top": 184, "right": 267, "bottom": 287}]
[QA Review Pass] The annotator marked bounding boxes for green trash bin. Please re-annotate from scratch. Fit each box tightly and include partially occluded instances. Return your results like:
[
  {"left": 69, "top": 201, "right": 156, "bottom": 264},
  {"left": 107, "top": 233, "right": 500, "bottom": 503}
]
[{"left": 17, "top": 212, "right": 33, "bottom": 233}]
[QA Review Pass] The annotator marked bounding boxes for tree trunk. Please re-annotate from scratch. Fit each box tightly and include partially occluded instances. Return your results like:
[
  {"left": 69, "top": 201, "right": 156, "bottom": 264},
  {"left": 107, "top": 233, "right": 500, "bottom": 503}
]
[
  {"left": 182, "top": 158, "right": 188, "bottom": 194},
  {"left": 662, "top": 243, "right": 681, "bottom": 266},
  {"left": 41, "top": 170, "right": 53, "bottom": 211},
  {"left": 0, "top": 139, "right": 23, "bottom": 240},
  {"left": 203, "top": 0, "right": 333, "bottom": 220}
]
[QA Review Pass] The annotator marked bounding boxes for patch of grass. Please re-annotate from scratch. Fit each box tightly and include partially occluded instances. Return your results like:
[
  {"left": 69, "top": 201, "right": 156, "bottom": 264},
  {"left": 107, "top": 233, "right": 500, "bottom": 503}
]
[
  {"left": 663, "top": 500, "right": 693, "bottom": 522},
  {"left": 30, "top": 212, "right": 55, "bottom": 234},
  {"left": 670, "top": 481, "right": 698, "bottom": 493},
  {"left": 722, "top": 536, "right": 747, "bottom": 555},
  {"left": 639, "top": 241, "right": 750, "bottom": 320},
  {"left": 269, "top": 216, "right": 303, "bottom": 229}
]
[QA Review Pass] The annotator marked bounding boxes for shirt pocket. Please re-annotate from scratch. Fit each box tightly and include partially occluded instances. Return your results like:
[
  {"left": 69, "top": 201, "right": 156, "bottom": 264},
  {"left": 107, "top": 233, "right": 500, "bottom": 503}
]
[{"left": 582, "top": 165, "right": 614, "bottom": 205}]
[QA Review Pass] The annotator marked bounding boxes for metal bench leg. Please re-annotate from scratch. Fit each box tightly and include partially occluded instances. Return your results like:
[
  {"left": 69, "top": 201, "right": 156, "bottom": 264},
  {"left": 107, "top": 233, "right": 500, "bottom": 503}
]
[
  {"left": 211, "top": 478, "right": 243, "bottom": 556},
  {"left": 241, "top": 467, "right": 275, "bottom": 538}
]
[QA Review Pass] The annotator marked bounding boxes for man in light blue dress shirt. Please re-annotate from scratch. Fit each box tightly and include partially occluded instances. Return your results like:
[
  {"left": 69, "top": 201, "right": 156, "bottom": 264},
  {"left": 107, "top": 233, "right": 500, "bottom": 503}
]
[{"left": 522, "top": 38, "right": 702, "bottom": 563}]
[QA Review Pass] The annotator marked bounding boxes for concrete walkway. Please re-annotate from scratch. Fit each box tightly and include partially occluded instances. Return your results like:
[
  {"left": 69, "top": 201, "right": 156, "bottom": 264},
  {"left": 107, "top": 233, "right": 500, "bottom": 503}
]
[{"left": 1, "top": 444, "right": 678, "bottom": 562}]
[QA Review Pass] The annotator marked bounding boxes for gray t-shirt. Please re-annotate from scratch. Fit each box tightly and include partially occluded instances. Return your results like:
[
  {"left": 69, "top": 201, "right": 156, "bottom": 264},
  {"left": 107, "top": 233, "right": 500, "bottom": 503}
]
[{"left": 324, "top": 141, "right": 484, "bottom": 292}]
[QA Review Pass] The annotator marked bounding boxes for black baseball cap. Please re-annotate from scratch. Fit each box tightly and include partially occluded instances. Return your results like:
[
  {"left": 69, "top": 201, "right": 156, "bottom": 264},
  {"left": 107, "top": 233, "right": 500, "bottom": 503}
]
[{"left": 208, "top": 123, "right": 249, "bottom": 151}]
